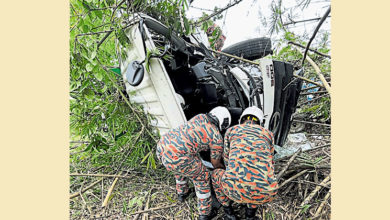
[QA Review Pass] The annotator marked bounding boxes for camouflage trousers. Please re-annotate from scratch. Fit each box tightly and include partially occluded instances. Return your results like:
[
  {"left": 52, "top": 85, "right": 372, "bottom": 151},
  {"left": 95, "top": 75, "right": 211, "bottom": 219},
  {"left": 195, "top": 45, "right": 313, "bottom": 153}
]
[
  {"left": 211, "top": 169, "right": 277, "bottom": 209},
  {"left": 156, "top": 143, "right": 212, "bottom": 215}
]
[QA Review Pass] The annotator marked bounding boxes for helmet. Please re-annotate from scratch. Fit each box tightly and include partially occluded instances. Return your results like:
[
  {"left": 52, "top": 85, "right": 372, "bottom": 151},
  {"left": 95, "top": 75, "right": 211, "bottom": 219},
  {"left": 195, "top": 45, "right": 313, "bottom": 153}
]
[
  {"left": 209, "top": 106, "right": 231, "bottom": 130},
  {"left": 176, "top": 93, "right": 185, "bottom": 107},
  {"left": 239, "top": 106, "right": 264, "bottom": 124}
]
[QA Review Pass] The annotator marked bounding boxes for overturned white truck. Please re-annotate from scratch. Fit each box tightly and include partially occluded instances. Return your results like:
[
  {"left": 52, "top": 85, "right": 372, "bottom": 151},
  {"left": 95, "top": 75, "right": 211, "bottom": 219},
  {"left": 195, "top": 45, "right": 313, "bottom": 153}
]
[{"left": 117, "top": 14, "right": 303, "bottom": 147}]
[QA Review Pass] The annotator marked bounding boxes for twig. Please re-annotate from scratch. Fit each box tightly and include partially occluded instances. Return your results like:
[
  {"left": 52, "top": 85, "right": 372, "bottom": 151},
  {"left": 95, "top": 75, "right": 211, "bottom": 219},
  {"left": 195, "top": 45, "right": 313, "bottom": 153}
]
[
  {"left": 301, "top": 7, "right": 331, "bottom": 67},
  {"left": 292, "top": 120, "right": 331, "bottom": 127},
  {"left": 71, "top": 173, "right": 134, "bottom": 178},
  {"left": 300, "top": 91, "right": 328, "bottom": 96},
  {"left": 288, "top": 41, "right": 330, "bottom": 59},
  {"left": 300, "top": 174, "right": 330, "bottom": 207},
  {"left": 283, "top": 16, "right": 331, "bottom": 27},
  {"left": 277, "top": 148, "right": 302, "bottom": 181},
  {"left": 142, "top": 189, "right": 152, "bottom": 220},
  {"left": 293, "top": 74, "right": 325, "bottom": 88},
  {"left": 102, "top": 176, "right": 120, "bottom": 207},
  {"left": 306, "top": 133, "right": 331, "bottom": 136},
  {"left": 314, "top": 190, "right": 331, "bottom": 217},
  {"left": 295, "top": 180, "right": 331, "bottom": 189},
  {"left": 70, "top": 178, "right": 103, "bottom": 199},
  {"left": 278, "top": 170, "right": 308, "bottom": 188},
  {"left": 299, "top": 93, "right": 330, "bottom": 106},
  {"left": 300, "top": 50, "right": 332, "bottom": 94},
  {"left": 127, "top": 204, "right": 177, "bottom": 216},
  {"left": 193, "top": 0, "right": 244, "bottom": 26},
  {"left": 76, "top": 29, "right": 113, "bottom": 37}
]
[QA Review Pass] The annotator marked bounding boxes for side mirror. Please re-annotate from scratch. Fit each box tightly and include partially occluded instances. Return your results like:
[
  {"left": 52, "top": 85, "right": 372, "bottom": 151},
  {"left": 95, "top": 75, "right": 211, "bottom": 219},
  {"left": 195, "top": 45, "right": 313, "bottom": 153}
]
[{"left": 125, "top": 61, "right": 144, "bottom": 86}]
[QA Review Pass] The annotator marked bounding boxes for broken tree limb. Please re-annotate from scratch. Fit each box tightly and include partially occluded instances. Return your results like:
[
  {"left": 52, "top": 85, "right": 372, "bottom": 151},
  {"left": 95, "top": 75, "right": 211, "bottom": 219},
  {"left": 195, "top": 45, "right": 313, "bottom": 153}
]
[
  {"left": 300, "top": 174, "right": 330, "bottom": 207},
  {"left": 293, "top": 74, "right": 325, "bottom": 88},
  {"left": 70, "top": 173, "right": 134, "bottom": 178},
  {"left": 142, "top": 189, "right": 152, "bottom": 220},
  {"left": 292, "top": 120, "right": 331, "bottom": 127},
  {"left": 277, "top": 148, "right": 302, "bottom": 181},
  {"left": 314, "top": 190, "right": 331, "bottom": 217},
  {"left": 127, "top": 204, "right": 177, "bottom": 216},
  {"left": 294, "top": 46, "right": 331, "bottom": 94},
  {"left": 278, "top": 170, "right": 308, "bottom": 188},
  {"left": 70, "top": 178, "right": 103, "bottom": 199},
  {"left": 102, "top": 177, "right": 120, "bottom": 208},
  {"left": 300, "top": 91, "right": 328, "bottom": 96},
  {"left": 303, "top": 54, "right": 331, "bottom": 94}
]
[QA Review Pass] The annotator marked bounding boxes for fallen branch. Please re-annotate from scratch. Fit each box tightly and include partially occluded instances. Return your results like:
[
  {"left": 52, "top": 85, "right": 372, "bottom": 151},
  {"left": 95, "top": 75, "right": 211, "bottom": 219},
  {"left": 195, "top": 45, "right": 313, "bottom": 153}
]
[
  {"left": 306, "top": 133, "right": 331, "bottom": 136},
  {"left": 278, "top": 170, "right": 308, "bottom": 188},
  {"left": 292, "top": 120, "right": 331, "bottom": 127},
  {"left": 314, "top": 190, "right": 331, "bottom": 217},
  {"left": 70, "top": 178, "right": 103, "bottom": 199},
  {"left": 102, "top": 177, "right": 120, "bottom": 207},
  {"left": 127, "top": 204, "right": 177, "bottom": 216},
  {"left": 301, "top": 51, "right": 331, "bottom": 94},
  {"left": 70, "top": 173, "right": 134, "bottom": 178},
  {"left": 142, "top": 189, "right": 153, "bottom": 220},
  {"left": 293, "top": 74, "right": 325, "bottom": 88},
  {"left": 277, "top": 148, "right": 302, "bottom": 181},
  {"left": 300, "top": 174, "right": 330, "bottom": 207},
  {"left": 300, "top": 91, "right": 328, "bottom": 96}
]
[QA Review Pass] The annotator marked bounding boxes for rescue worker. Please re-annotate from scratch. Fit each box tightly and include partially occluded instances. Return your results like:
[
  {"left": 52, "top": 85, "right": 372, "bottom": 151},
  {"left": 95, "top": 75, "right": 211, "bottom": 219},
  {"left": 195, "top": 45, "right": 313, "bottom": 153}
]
[
  {"left": 211, "top": 106, "right": 278, "bottom": 220},
  {"left": 156, "top": 106, "right": 231, "bottom": 220}
]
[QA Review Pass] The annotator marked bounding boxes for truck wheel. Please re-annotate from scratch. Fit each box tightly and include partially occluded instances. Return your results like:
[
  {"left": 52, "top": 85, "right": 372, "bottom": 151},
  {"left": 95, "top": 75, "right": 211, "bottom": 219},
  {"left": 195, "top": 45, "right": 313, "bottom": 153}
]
[{"left": 222, "top": 37, "right": 273, "bottom": 60}]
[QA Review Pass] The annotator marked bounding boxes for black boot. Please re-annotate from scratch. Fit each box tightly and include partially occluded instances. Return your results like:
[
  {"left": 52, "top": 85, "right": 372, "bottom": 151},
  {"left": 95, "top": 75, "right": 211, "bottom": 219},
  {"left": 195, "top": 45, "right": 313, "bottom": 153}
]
[
  {"left": 177, "top": 192, "right": 190, "bottom": 202},
  {"left": 177, "top": 187, "right": 193, "bottom": 202},
  {"left": 223, "top": 205, "right": 238, "bottom": 220},
  {"left": 245, "top": 207, "right": 259, "bottom": 220},
  {"left": 198, "top": 208, "right": 218, "bottom": 220}
]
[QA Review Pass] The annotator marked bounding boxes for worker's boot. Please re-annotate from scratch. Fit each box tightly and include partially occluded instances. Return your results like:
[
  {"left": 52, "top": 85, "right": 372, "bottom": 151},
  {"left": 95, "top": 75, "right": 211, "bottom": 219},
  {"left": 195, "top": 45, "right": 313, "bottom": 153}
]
[
  {"left": 245, "top": 206, "right": 259, "bottom": 220},
  {"left": 222, "top": 205, "right": 238, "bottom": 220},
  {"left": 177, "top": 187, "right": 193, "bottom": 202},
  {"left": 198, "top": 208, "right": 218, "bottom": 220}
]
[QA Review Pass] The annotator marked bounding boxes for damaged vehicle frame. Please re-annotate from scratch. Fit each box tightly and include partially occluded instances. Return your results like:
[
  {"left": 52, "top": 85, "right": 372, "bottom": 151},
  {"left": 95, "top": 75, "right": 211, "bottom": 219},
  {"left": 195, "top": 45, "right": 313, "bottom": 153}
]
[{"left": 117, "top": 14, "right": 303, "bottom": 147}]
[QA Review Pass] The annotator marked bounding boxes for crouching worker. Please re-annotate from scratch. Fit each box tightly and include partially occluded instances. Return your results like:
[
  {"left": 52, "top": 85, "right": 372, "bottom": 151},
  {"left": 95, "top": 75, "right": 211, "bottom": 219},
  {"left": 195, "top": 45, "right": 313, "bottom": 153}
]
[
  {"left": 211, "top": 106, "right": 278, "bottom": 220},
  {"left": 156, "top": 107, "right": 231, "bottom": 220}
]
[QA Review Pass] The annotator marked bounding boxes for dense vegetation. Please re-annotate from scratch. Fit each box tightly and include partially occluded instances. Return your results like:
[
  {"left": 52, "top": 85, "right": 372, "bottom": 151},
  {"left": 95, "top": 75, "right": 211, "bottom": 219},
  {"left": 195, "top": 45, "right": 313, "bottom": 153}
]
[{"left": 70, "top": 0, "right": 330, "bottom": 174}]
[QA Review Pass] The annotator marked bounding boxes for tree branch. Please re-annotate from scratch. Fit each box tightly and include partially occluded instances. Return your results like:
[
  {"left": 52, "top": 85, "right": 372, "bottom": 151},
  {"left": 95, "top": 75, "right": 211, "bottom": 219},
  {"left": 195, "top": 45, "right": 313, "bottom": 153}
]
[
  {"left": 288, "top": 41, "right": 331, "bottom": 59},
  {"left": 301, "top": 6, "right": 331, "bottom": 67},
  {"left": 194, "top": 0, "right": 244, "bottom": 26},
  {"left": 283, "top": 16, "right": 331, "bottom": 26}
]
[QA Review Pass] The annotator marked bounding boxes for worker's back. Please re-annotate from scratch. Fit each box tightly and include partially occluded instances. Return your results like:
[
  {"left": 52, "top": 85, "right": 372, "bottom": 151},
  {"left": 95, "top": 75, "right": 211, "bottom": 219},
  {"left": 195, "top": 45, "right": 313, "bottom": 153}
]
[
  {"left": 223, "top": 120, "right": 278, "bottom": 203},
  {"left": 159, "top": 114, "right": 223, "bottom": 156}
]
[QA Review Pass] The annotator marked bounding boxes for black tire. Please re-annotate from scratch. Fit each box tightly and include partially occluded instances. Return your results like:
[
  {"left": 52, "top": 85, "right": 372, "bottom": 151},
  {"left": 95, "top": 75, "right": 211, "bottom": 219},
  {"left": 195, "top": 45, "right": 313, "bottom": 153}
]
[{"left": 222, "top": 37, "right": 273, "bottom": 60}]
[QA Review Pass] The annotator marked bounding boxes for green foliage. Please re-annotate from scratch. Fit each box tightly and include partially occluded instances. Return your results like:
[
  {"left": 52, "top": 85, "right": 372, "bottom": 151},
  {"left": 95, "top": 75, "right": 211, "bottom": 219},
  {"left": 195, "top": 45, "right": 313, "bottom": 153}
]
[{"left": 70, "top": 0, "right": 195, "bottom": 171}]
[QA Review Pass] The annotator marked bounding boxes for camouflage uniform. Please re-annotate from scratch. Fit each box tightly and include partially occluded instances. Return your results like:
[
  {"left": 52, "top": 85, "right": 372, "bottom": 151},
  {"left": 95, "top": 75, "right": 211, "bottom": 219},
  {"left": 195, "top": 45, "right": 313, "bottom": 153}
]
[
  {"left": 211, "top": 120, "right": 278, "bottom": 209},
  {"left": 206, "top": 24, "right": 226, "bottom": 51},
  {"left": 156, "top": 114, "right": 223, "bottom": 215}
]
